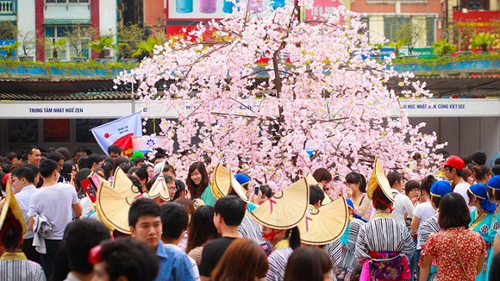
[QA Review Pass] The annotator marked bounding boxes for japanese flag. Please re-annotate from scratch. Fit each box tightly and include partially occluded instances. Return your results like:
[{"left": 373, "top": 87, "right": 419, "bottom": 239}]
[{"left": 91, "top": 112, "right": 142, "bottom": 157}]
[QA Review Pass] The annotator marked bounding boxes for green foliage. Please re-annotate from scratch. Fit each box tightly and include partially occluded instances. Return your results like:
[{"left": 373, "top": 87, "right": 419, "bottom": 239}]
[
  {"left": 389, "top": 39, "right": 409, "bottom": 57},
  {"left": 0, "top": 42, "right": 20, "bottom": 57},
  {"left": 132, "top": 32, "right": 167, "bottom": 58},
  {"left": 0, "top": 21, "right": 17, "bottom": 40},
  {"left": 432, "top": 40, "right": 455, "bottom": 56},
  {"left": 46, "top": 39, "right": 67, "bottom": 59},
  {"left": 470, "top": 32, "right": 494, "bottom": 52},
  {"left": 392, "top": 51, "right": 500, "bottom": 65},
  {"left": 116, "top": 24, "right": 143, "bottom": 59},
  {"left": 89, "top": 36, "right": 114, "bottom": 58}
]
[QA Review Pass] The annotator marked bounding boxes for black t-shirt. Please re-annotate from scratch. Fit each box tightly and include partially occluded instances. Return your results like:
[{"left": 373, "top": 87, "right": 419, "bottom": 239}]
[{"left": 199, "top": 237, "right": 237, "bottom": 277}]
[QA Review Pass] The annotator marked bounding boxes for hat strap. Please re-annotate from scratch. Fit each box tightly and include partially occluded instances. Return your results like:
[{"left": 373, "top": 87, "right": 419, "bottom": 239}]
[
  {"left": 372, "top": 197, "right": 394, "bottom": 213},
  {"left": 262, "top": 229, "right": 284, "bottom": 242}
]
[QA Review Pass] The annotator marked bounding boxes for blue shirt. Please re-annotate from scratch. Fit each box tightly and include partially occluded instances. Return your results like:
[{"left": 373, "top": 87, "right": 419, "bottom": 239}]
[{"left": 155, "top": 243, "right": 195, "bottom": 281}]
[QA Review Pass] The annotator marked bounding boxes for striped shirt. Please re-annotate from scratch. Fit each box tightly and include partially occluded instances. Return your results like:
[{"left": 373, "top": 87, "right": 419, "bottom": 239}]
[
  {"left": 0, "top": 252, "right": 46, "bottom": 281},
  {"left": 238, "top": 215, "right": 265, "bottom": 244},
  {"left": 419, "top": 213, "right": 440, "bottom": 247},
  {"left": 326, "top": 218, "right": 365, "bottom": 270},
  {"left": 267, "top": 247, "right": 293, "bottom": 281},
  {"left": 355, "top": 217, "right": 414, "bottom": 261}
]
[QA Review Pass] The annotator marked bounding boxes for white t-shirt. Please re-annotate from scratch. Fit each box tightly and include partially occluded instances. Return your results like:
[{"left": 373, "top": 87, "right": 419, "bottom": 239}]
[
  {"left": 413, "top": 202, "right": 435, "bottom": 249},
  {"left": 28, "top": 183, "right": 80, "bottom": 240},
  {"left": 391, "top": 189, "right": 414, "bottom": 224},
  {"left": 14, "top": 184, "right": 38, "bottom": 239},
  {"left": 454, "top": 181, "right": 471, "bottom": 206}
]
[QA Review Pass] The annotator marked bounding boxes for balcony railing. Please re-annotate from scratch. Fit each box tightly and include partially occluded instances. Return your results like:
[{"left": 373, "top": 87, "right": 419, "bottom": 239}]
[{"left": 0, "top": 1, "right": 15, "bottom": 14}]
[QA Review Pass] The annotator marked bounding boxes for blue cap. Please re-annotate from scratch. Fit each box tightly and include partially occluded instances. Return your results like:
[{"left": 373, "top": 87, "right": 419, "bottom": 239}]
[
  {"left": 488, "top": 175, "right": 500, "bottom": 190},
  {"left": 234, "top": 174, "right": 250, "bottom": 185},
  {"left": 346, "top": 198, "right": 354, "bottom": 209},
  {"left": 469, "top": 183, "right": 497, "bottom": 213},
  {"left": 430, "top": 181, "right": 452, "bottom": 197}
]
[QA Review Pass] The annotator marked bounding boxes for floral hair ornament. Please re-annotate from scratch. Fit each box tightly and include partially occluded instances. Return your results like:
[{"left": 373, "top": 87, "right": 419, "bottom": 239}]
[
  {"left": 367, "top": 158, "right": 394, "bottom": 203},
  {"left": 211, "top": 163, "right": 248, "bottom": 202},
  {"left": 250, "top": 177, "right": 310, "bottom": 230},
  {"left": 297, "top": 198, "right": 349, "bottom": 245},
  {"left": 305, "top": 173, "right": 332, "bottom": 205},
  {"left": 96, "top": 167, "right": 141, "bottom": 234},
  {"left": 89, "top": 245, "right": 102, "bottom": 265}
]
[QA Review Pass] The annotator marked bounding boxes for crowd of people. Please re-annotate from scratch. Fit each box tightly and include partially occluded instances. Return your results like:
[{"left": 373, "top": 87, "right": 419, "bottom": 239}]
[{"left": 1, "top": 145, "right": 500, "bottom": 281}]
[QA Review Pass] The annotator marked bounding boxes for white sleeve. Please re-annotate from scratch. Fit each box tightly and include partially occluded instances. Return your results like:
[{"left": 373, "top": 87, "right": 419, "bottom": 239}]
[
  {"left": 403, "top": 196, "right": 414, "bottom": 218},
  {"left": 27, "top": 193, "right": 39, "bottom": 218},
  {"left": 413, "top": 204, "right": 422, "bottom": 219}
]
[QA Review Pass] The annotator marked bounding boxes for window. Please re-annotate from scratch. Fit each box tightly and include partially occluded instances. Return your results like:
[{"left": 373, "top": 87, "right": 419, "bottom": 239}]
[
  {"left": 45, "top": 0, "right": 89, "bottom": 3},
  {"left": 426, "top": 17, "right": 435, "bottom": 46},
  {"left": 45, "top": 25, "right": 91, "bottom": 61},
  {"left": 460, "top": 0, "right": 489, "bottom": 10},
  {"left": 384, "top": 17, "right": 411, "bottom": 43}
]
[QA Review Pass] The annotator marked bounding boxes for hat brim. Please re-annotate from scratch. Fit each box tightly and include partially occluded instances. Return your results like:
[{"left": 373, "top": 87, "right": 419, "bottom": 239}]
[
  {"left": 148, "top": 175, "right": 170, "bottom": 201},
  {"left": 298, "top": 198, "right": 349, "bottom": 245},
  {"left": 306, "top": 173, "right": 332, "bottom": 205},
  {"left": 367, "top": 159, "right": 394, "bottom": 203},
  {"left": 0, "top": 180, "right": 27, "bottom": 237},
  {"left": 250, "top": 178, "right": 310, "bottom": 230},
  {"left": 211, "top": 164, "right": 248, "bottom": 202}
]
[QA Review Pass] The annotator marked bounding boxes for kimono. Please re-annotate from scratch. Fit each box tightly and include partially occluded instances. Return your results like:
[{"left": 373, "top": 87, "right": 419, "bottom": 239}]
[
  {"left": 487, "top": 206, "right": 500, "bottom": 278},
  {"left": 326, "top": 217, "right": 365, "bottom": 281},
  {"left": 470, "top": 209, "right": 494, "bottom": 281},
  {"left": 355, "top": 213, "right": 414, "bottom": 281}
]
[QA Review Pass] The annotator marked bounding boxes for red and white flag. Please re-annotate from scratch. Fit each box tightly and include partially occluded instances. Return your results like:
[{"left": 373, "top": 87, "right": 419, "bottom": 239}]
[{"left": 91, "top": 112, "right": 142, "bottom": 157}]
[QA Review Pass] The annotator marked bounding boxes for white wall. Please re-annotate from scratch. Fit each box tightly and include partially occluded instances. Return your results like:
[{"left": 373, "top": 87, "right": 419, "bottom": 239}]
[
  {"left": 17, "top": 0, "right": 36, "bottom": 57},
  {"left": 44, "top": 4, "right": 91, "bottom": 21},
  {"left": 100, "top": 0, "right": 117, "bottom": 37},
  {"left": 410, "top": 117, "right": 500, "bottom": 163}
]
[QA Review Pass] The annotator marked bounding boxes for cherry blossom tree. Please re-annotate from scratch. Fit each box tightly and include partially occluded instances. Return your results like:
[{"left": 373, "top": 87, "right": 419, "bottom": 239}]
[{"left": 115, "top": 0, "right": 445, "bottom": 195}]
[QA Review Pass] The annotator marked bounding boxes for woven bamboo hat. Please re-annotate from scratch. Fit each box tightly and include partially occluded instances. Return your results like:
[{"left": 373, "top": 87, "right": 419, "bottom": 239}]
[
  {"left": 250, "top": 178, "right": 310, "bottom": 230},
  {"left": 96, "top": 167, "right": 141, "bottom": 234},
  {"left": 305, "top": 172, "right": 332, "bottom": 205},
  {"left": 148, "top": 175, "right": 170, "bottom": 202},
  {"left": 367, "top": 158, "right": 394, "bottom": 202},
  {"left": 0, "top": 180, "right": 27, "bottom": 238},
  {"left": 212, "top": 163, "right": 248, "bottom": 202},
  {"left": 298, "top": 198, "right": 349, "bottom": 245}
]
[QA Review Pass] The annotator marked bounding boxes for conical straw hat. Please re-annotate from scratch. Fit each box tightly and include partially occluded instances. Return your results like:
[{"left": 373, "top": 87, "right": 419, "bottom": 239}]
[
  {"left": 250, "top": 178, "right": 310, "bottom": 230},
  {"left": 367, "top": 158, "right": 394, "bottom": 202},
  {"left": 212, "top": 163, "right": 248, "bottom": 202},
  {"left": 298, "top": 198, "right": 349, "bottom": 245},
  {"left": 305, "top": 173, "right": 332, "bottom": 205},
  {"left": 148, "top": 175, "right": 170, "bottom": 201},
  {"left": 96, "top": 167, "right": 141, "bottom": 234},
  {"left": 0, "top": 180, "right": 27, "bottom": 237}
]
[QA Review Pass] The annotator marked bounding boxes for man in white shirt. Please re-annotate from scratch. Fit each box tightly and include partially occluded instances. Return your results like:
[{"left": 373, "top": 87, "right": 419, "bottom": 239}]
[
  {"left": 28, "top": 159, "right": 82, "bottom": 279},
  {"left": 387, "top": 171, "right": 414, "bottom": 224},
  {"left": 442, "top": 155, "right": 470, "bottom": 206},
  {"left": 11, "top": 165, "right": 40, "bottom": 263}
]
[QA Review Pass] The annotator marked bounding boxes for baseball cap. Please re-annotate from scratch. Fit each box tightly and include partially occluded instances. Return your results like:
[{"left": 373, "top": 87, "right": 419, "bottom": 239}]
[
  {"left": 430, "top": 181, "right": 453, "bottom": 197},
  {"left": 442, "top": 155, "right": 465, "bottom": 171},
  {"left": 487, "top": 175, "right": 500, "bottom": 190}
]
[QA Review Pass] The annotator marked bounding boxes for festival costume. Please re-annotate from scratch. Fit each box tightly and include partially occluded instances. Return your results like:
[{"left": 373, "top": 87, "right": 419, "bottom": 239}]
[
  {"left": 355, "top": 159, "right": 413, "bottom": 281},
  {"left": 486, "top": 176, "right": 500, "bottom": 279}
]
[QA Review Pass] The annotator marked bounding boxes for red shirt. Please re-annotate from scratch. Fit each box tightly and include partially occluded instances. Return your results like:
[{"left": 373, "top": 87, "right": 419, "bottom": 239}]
[{"left": 420, "top": 227, "right": 486, "bottom": 281}]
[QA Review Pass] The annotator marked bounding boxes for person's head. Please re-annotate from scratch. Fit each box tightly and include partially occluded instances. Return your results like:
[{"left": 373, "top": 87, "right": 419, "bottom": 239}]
[
  {"left": 95, "top": 168, "right": 106, "bottom": 179},
  {"left": 133, "top": 157, "right": 145, "bottom": 167},
  {"left": 262, "top": 225, "right": 301, "bottom": 249},
  {"left": 173, "top": 179, "right": 187, "bottom": 200},
  {"left": 387, "top": 171, "right": 403, "bottom": 191},
  {"left": 467, "top": 183, "right": 496, "bottom": 212},
  {"left": 186, "top": 205, "right": 219, "bottom": 253},
  {"left": 78, "top": 156, "right": 88, "bottom": 171},
  {"left": 7, "top": 152, "right": 18, "bottom": 163},
  {"left": 64, "top": 219, "right": 111, "bottom": 275},
  {"left": 143, "top": 164, "right": 154, "bottom": 180},
  {"left": 115, "top": 157, "right": 130, "bottom": 171},
  {"left": 25, "top": 146, "right": 41, "bottom": 166},
  {"left": 108, "top": 145, "right": 123, "bottom": 162},
  {"left": 128, "top": 198, "right": 162, "bottom": 250},
  {"left": 91, "top": 237, "right": 159, "bottom": 281},
  {"left": 164, "top": 175, "right": 176, "bottom": 200},
  {"left": 284, "top": 247, "right": 333, "bottom": 281},
  {"left": 472, "top": 165, "right": 492, "bottom": 184},
  {"left": 101, "top": 160, "right": 114, "bottom": 180},
  {"left": 56, "top": 147, "right": 71, "bottom": 161},
  {"left": 48, "top": 152, "right": 65, "bottom": 172},
  {"left": 404, "top": 180, "right": 420, "bottom": 200},
  {"left": 0, "top": 217, "right": 23, "bottom": 251},
  {"left": 438, "top": 193, "right": 471, "bottom": 230},
  {"left": 213, "top": 195, "right": 245, "bottom": 233},
  {"left": 87, "top": 154, "right": 103, "bottom": 171},
  {"left": 10, "top": 165, "right": 36, "bottom": 193},
  {"left": 258, "top": 185, "right": 273, "bottom": 204},
  {"left": 309, "top": 184, "right": 325, "bottom": 208},
  {"left": 345, "top": 172, "right": 367, "bottom": 193},
  {"left": 442, "top": 155, "right": 465, "bottom": 182},
  {"left": 39, "top": 159, "right": 59, "bottom": 181},
  {"left": 371, "top": 188, "right": 393, "bottom": 211},
  {"left": 160, "top": 202, "right": 188, "bottom": 243},
  {"left": 420, "top": 175, "right": 436, "bottom": 198},
  {"left": 493, "top": 165, "right": 500, "bottom": 176},
  {"left": 211, "top": 238, "right": 268, "bottom": 281},
  {"left": 312, "top": 168, "right": 332, "bottom": 189},
  {"left": 75, "top": 146, "right": 90, "bottom": 157},
  {"left": 120, "top": 163, "right": 132, "bottom": 174},
  {"left": 234, "top": 173, "right": 251, "bottom": 192},
  {"left": 487, "top": 175, "right": 500, "bottom": 202},
  {"left": 24, "top": 164, "right": 40, "bottom": 186},
  {"left": 173, "top": 197, "right": 194, "bottom": 223},
  {"left": 470, "top": 152, "right": 487, "bottom": 166},
  {"left": 162, "top": 165, "right": 176, "bottom": 179},
  {"left": 186, "top": 162, "right": 209, "bottom": 198},
  {"left": 430, "top": 181, "right": 453, "bottom": 209},
  {"left": 153, "top": 154, "right": 166, "bottom": 166},
  {"left": 76, "top": 168, "right": 92, "bottom": 194},
  {"left": 132, "top": 168, "right": 149, "bottom": 191},
  {"left": 61, "top": 160, "right": 77, "bottom": 183}
]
